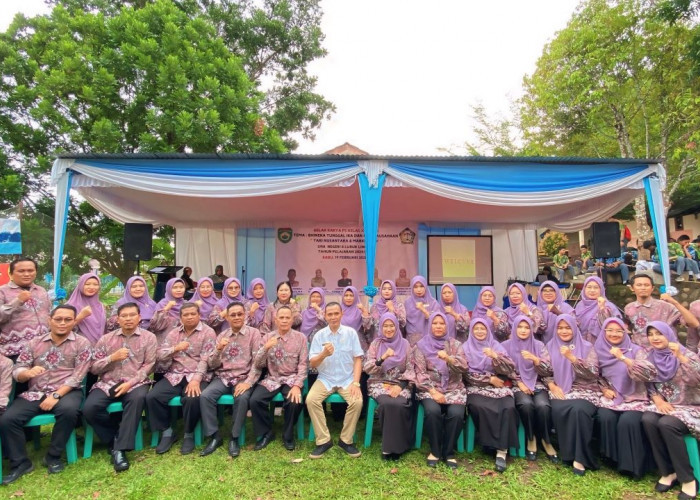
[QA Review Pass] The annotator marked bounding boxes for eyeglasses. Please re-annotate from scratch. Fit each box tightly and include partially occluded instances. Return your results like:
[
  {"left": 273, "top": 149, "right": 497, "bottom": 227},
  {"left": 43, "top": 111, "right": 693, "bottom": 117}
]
[
  {"left": 229, "top": 313, "right": 245, "bottom": 317},
  {"left": 52, "top": 317, "right": 74, "bottom": 323}
]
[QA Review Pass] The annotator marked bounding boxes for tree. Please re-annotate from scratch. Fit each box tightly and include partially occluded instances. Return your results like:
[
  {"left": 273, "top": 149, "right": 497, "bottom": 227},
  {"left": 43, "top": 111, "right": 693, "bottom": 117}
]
[
  {"left": 0, "top": 0, "right": 302, "bottom": 284},
  {"left": 519, "top": 0, "right": 700, "bottom": 239}
]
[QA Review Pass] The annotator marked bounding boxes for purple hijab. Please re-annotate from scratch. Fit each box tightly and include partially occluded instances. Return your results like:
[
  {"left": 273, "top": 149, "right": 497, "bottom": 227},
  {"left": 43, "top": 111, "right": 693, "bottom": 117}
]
[
  {"left": 301, "top": 287, "right": 326, "bottom": 336},
  {"left": 215, "top": 277, "right": 245, "bottom": 310},
  {"left": 416, "top": 312, "right": 450, "bottom": 391},
  {"left": 66, "top": 273, "right": 106, "bottom": 344},
  {"left": 189, "top": 277, "right": 219, "bottom": 319},
  {"left": 574, "top": 276, "right": 620, "bottom": 341},
  {"left": 340, "top": 286, "right": 363, "bottom": 331},
  {"left": 114, "top": 276, "right": 157, "bottom": 321},
  {"left": 502, "top": 315, "right": 541, "bottom": 391},
  {"left": 462, "top": 318, "right": 506, "bottom": 374},
  {"left": 374, "top": 280, "right": 397, "bottom": 317},
  {"left": 404, "top": 276, "right": 439, "bottom": 335},
  {"left": 471, "top": 286, "right": 504, "bottom": 321},
  {"left": 595, "top": 317, "right": 640, "bottom": 404},
  {"left": 547, "top": 313, "right": 592, "bottom": 394},
  {"left": 505, "top": 283, "right": 535, "bottom": 324},
  {"left": 536, "top": 280, "right": 574, "bottom": 344},
  {"left": 155, "top": 278, "right": 186, "bottom": 319},
  {"left": 245, "top": 278, "right": 270, "bottom": 325},
  {"left": 438, "top": 283, "right": 469, "bottom": 339},
  {"left": 377, "top": 313, "right": 409, "bottom": 372},
  {"left": 647, "top": 321, "right": 685, "bottom": 382}
]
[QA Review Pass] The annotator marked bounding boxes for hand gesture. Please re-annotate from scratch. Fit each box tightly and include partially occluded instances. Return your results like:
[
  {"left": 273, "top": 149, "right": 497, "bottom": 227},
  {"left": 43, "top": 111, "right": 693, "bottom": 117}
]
[
  {"left": 322, "top": 342, "right": 334, "bottom": 357},
  {"left": 264, "top": 336, "right": 279, "bottom": 350},
  {"left": 489, "top": 376, "right": 505, "bottom": 388},
  {"left": 381, "top": 347, "right": 395, "bottom": 360},
  {"left": 483, "top": 347, "right": 498, "bottom": 359},
  {"left": 609, "top": 347, "right": 624, "bottom": 360},
  {"left": 312, "top": 303, "right": 322, "bottom": 312},
  {"left": 602, "top": 388, "right": 616, "bottom": 400},
  {"left": 431, "top": 390, "right": 447, "bottom": 404},
  {"left": 17, "top": 290, "right": 32, "bottom": 303},
  {"left": 194, "top": 300, "right": 203, "bottom": 307},
  {"left": 519, "top": 303, "right": 529, "bottom": 314},
  {"left": 668, "top": 342, "right": 682, "bottom": 358},
  {"left": 174, "top": 341, "right": 190, "bottom": 352},
  {"left": 185, "top": 380, "right": 201, "bottom": 397},
  {"left": 388, "top": 385, "right": 402, "bottom": 398},
  {"left": 114, "top": 382, "right": 132, "bottom": 398},
  {"left": 249, "top": 302, "right": 259, "bottom": 314},
  {"left": 486, "top": 309, "right": 495, "bottom": 320},
  {"left": 164, "top": 300, "right": 176, "bottom": 311},
  {"left": 660, "top": 293, "right": 676, "bottom": 305},
  {"left": 436, "top": 349, "right": 449, "bottom": 360},
  {"left": 386, "top": 300, "right": 394, "bottom": 312},
  {"left": 219, "top": 309, "right": 227, "bottom": 318},
  {"left": 216, "top": 337, "right": 230, "bottom": 352},
  {"left": 560, "top": 345, "right": 576, "bottom": 362},
  {"left": 111, "top": 347, "right": 130, "bottom": 362},
  {"left": 234, "top": 382, "right": 251, "bottom": 397},
  {"left": 547, "top": 303, "right": 554, "bottom": 311},
  {"left": 654, "top": 398, "right": 674, "bottom": 414},
  {"left": 444, "top": 305, "right": 453, "bottom": 315},
  {"left": 39, "top": 396, "right": 58, "bottom": 412},
  {"left": 521, "top": 350, "right": 539, "bottom": 364},
  {"left": 597, "top": 297, "right": 606, "bottom": 310},
  {"left": 287, "top": 385, "right": 302, "bottom": 404},
  {"left": 548, "top": 383, "right": 565, "bottom": 400},
  {"left": 25, "top": 366, "right": 46, "bottom": 379},
  {"left": 80, "top": 305, "right": 93, "bottom": 318},
  {"left": 517, "top": 381, "right": 533, "bottom": 395}
]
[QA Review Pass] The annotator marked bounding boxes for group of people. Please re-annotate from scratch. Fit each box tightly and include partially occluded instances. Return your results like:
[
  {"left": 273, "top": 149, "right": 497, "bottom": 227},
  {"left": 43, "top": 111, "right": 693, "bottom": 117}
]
[{"left": 3, "top": 258, "right": 700, "bottom": 499}]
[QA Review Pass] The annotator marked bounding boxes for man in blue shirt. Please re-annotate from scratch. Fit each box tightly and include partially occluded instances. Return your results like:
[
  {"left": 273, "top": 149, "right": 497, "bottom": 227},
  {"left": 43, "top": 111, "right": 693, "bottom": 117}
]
[
  {"left": 594, "top": 255, "right": 630, "bottom": 284},
  {"left": 306, "top": 302, "right": 364, "bottom": 459}
]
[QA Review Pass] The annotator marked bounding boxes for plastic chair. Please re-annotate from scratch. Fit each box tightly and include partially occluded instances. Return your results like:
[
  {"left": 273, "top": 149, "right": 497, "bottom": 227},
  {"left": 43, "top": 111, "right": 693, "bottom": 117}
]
[
  {"left": 83, "top": 402, "right": 144, "bottom": 458},
  {"left": 465, "top": 414, "right": 525, "bottom": 458},
  {"left": 24, "top": 414, "right": 79, "bottom": 464},
  {"left": 150, "top": 396, "right": 203, "bottom": 448},
  {"left": 308, "top": 392, "right": 356, "bottom": 442},
  {"left": 414, "top": 401, "right": 465, "bottom": 452},
  {"left": 684, "top": 435, "right": 700, "bottom": 483},
  {"left": 215, "top": 394, "right": 246, "bottom": 445},
  {"left": 363, "top": 397, "right": 379, "bottom": 448}
]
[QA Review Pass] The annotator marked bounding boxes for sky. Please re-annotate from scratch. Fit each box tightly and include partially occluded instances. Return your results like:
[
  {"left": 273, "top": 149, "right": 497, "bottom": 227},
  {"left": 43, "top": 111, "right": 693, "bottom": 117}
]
[{"left": 0, "top": 0, "right": 581, "bottom": 156}]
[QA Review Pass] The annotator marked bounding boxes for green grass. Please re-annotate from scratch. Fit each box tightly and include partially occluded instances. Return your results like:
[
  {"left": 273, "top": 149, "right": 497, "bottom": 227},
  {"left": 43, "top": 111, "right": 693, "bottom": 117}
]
[{"left": 3, "top": 415, "right": 668, "bottom": 500}]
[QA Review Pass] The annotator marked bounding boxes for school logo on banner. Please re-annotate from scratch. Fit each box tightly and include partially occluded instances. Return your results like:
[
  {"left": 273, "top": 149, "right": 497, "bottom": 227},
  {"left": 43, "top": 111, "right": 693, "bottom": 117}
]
[
  {"left": 278, "top": 228, "right": 293, "bottom": 244},
  {"left": 399, "top": 227, "right": 416, "bottom": 244}
]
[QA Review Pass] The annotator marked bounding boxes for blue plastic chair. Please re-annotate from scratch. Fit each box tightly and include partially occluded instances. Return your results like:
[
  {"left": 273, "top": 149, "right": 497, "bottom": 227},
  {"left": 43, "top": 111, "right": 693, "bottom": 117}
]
[
  {"left": 684, "top": 435, "right": 700, "bottom": 483},
  {"left": 308, "top": 392, "right": 356, "bottom": 442},
  {"left": 150, "top": 397, "right": 203, "bottom": 448},
  {"left": 83, "top": 402, "right": 144, "bottom": 458},
  {"left": 465, "top": 414, "right": 525, "bottom": 458},
  {"left": 414, "top": 401, "right": 465, "bottom": 452}
]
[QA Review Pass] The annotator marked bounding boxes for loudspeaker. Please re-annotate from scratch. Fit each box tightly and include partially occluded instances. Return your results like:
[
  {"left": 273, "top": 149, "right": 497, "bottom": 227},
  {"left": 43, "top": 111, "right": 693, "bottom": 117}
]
[
  {"left": 592, "top": 222, "right": 621, "bottom": 258},
  {"left": 124, "top": 223, "right": 153, "bottom": 261}
]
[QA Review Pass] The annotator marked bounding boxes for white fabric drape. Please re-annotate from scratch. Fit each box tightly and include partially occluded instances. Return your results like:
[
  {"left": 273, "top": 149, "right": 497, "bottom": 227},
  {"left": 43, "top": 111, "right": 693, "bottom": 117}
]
[
  {"left": 481, "top": 228, "right": 539, "bottom": 301},
  {"left": 175, "top": 226, "right": 237, "bottom": 282}
]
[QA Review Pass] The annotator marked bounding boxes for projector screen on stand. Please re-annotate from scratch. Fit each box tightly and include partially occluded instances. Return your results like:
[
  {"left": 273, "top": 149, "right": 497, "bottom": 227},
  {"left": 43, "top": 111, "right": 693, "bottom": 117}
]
[{"left": 427, "top": 235, "right": 493, "bottom": 286}]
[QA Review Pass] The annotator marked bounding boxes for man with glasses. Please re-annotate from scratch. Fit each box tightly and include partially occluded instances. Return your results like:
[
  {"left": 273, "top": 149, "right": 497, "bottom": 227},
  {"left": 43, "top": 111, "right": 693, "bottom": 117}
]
[
  {"left": 82, "top": 302, "right": 157, "bottom": 472},
  {"left": 199, "top": 301, "right": 262, "bottom": 457},
  {"left": 0, "top": 258, "right": 51, "bottom": 360},
  {"left": 0, "top": 305, "right": 92, "bottom": 484}
]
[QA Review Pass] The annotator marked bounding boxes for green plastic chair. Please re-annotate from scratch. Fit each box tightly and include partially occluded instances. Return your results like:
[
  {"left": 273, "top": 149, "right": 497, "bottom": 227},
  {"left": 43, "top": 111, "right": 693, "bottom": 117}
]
[
  {"left": 83, "top": 402, "right": 144, "bottom": 458},
  {"left": 465, "top": 414, "right": 525, "bottom": 458},
  {"left": 414, "top": 401, "right": 465, "bottom": 452},
  {"left": 215, "top": 394, "right": 246, "bottom": 445},
  {"left": 363, "top": 397, "right": 379, "bottom": 448},
  {"left": 150, "top": 396, "right": 203, "bottom": 448},
  {"left": 684, "top": 435, "right": 700, "bottom": 483},
  {"left": 25, "top": 413, "right": 79, "bottom": 463},
  {"left": 308, "top": 392, "right": 357, "bottom": 442}
]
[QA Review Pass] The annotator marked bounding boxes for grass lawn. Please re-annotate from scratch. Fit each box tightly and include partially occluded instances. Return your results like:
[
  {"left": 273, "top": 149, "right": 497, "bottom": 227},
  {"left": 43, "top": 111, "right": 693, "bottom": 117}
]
[{"left": 3, "top": 412, "right": 669, "bottom": 500}]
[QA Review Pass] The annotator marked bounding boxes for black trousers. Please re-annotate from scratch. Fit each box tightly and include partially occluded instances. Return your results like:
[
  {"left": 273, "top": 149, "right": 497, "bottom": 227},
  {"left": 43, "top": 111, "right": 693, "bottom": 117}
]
[
  {"left": 514, "top": 390, "right": 553, "bottom": 444},
  {"left": 0, "top": 390, "right": 82, "bottom": 469},
  {"left": 250, "top": 384, "right": 302, "bottom": 443},
  {"left": 468, "top": 394, "right": 519, "bottom": 451},
  {"left": 642, "top": 411, "right": 695, "bottom": 484},
  {"left": 83, "top": 385, "right": 149, "bottom": 452},
  {"left": 422, "top": 399, "right": 465, "bottom": 460},
  {"left": 376, "top": 395, "right": 413, "bottom": 455},
  {"left": 146, "top": 378, "right": 208, "bottom": 433},
  {"left": 551, "top": 398, "right": 598, "bottom": 470},
  {"left": 598, "top": 408, "right": 654, "bottom": 478},
  {"left": 200, "top": 377, "right": 252, "bottom": 439}
]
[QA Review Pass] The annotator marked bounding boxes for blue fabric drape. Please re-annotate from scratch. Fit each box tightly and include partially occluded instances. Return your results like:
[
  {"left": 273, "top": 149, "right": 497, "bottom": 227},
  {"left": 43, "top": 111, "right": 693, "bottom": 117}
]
[
  {"left": 358, "top": 173, "right": 386, "bottom": 299},
  {"left": 388, "top": 161, "right": 649, "bottom": 192},
  {"left": 54, "top": 170, "right": 73, "bottom": 297},
  {"left": 644, "top": 176, "right": 670, "bottom": 292},
  {"left": 78, "top": 159, "right": 358, "bottom": 178}
]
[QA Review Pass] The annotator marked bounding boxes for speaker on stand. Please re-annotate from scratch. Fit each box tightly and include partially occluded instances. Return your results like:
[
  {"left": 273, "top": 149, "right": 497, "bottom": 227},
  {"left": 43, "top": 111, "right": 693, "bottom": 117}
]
[
  {"left": 124, "top": 223, "right": 153, "bottom": 275},
  {"left": 591, "top": 222, "right": 621, "bottom": 259}
]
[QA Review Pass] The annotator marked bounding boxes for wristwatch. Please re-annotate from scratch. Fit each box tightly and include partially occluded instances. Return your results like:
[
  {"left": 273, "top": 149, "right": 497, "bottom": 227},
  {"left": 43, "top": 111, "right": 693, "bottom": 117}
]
[
  {"left": 52, "top": 392, "right": 62, "bottom": 400},
  {"left": 352, "top": 382, "right": 361, "bottom": 387}
]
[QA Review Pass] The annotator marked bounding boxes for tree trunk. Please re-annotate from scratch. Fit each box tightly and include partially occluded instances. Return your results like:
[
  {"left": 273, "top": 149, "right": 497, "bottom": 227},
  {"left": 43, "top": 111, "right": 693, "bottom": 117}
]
[{"left": 633, "top": 195, "right": 653, "bottom": 242}]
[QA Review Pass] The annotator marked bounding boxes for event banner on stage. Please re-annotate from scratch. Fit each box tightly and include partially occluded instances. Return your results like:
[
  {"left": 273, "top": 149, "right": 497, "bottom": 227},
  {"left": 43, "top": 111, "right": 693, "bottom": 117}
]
[{"left": 275, "top": 224, "right": 418, "bottom": 295}]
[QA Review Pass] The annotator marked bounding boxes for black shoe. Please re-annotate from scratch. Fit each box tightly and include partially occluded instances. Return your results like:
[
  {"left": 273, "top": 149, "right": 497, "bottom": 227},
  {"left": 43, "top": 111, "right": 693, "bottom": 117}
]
[
  {"left": 200, "top": 436, "right": 223, "bottom": 457},
  {"left": 573, "top": 466, "right": 586, "bottom": 476},
  {"left": 445, "top": 459, "right": 458, "bottom": 470},
  {"left": 42, "top": 455, "right": 65, "bottom": 474},
  {"left": 111, "top": 450, "right": 130, "bottom": 472},
  {"left": 180, "top": 437, "right": 195, "bottom": 455},
  {"left": 284, "top": 439, "right": 295, "bottom": 451},
  {"left": 526, "top": 451, "right": 537, "bottom": 461},
  {"left": 155, "top": 434, "right": 178, "bottom": 454},
  {"left": 495, "top": 457, "right": 507, "bottom": 473},
  {"left": 656, "top": 479, "right": 679, "bottom": 493},
  {"left": 253, "top": 432, "right": 275, "bottom": 451},
  {"left": 678, "top": 480, "right": 699, "bottom": 500},
  {"left": 382, "top": 453, "right": 392, "bottom": 461},
  {"left": 228, "top": 439, "right": 240, "bottom": 458},
  {"left": 546, "top": 453, "right": 561, "bottom": 464},
  {"left": 309, "top": 440, "right": 333, "bottom": 459},
  {"left": 2, "top": 461, "right": 34, "bottom": 485},
  {"left": 426, "top": 457, "right": 439, "bottom": 468},
  {"left": 337, "top": 439, "right": 361, "bottom": 458}
]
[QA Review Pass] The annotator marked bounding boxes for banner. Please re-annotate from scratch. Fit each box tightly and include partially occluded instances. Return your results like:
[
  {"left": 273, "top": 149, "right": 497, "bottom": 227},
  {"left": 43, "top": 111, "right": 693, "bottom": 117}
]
[
  {"left": 0, "top": 219, "right": 21, "bottom": 255},
  {"left": 0, "top": 263, "right": 9, "bottom": 286},
  {"left": 275, "top": 223, "right": 418, "bottom": 296}
]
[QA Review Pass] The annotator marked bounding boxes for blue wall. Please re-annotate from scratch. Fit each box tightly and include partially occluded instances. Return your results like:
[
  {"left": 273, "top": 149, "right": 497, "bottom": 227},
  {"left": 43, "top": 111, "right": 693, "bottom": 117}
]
[
  {"left": 418, "top": 224, "right": 481, "bottom": 309},
  {"left": 236, "top": 228, "right": 276, "bottom": 300}
]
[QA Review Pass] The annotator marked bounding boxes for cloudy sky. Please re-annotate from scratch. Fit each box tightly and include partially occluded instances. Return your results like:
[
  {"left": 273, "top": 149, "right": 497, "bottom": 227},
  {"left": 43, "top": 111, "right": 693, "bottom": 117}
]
[{"left": 1, "top": 0, "right": 580, "bottom": 155}]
